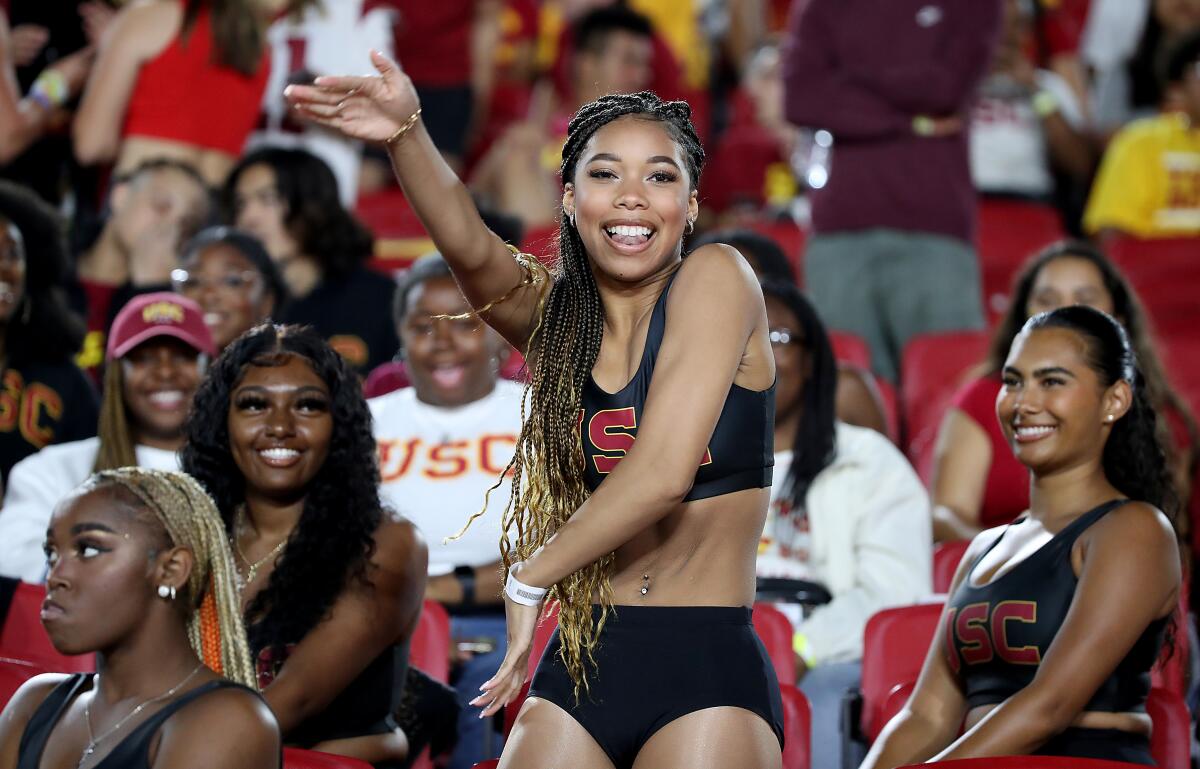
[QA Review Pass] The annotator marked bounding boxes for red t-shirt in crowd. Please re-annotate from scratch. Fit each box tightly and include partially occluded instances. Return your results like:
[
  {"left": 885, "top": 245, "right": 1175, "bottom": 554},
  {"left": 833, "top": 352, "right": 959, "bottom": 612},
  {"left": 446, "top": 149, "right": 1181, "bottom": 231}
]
[
  {"left": 366, "top": 0, "right": 475, "bottom": 87},
  {"left": 1036, "top": 0, "right": 1090, "bottom": 59},
  {"left": 952, "top": 375, "right": 1031, "bottom": 529}
]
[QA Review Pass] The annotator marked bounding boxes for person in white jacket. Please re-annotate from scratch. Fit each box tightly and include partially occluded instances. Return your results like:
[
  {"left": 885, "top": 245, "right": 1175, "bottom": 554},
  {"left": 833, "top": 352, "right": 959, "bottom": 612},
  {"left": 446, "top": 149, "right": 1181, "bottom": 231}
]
[
  {"left": 0, "top": 292, "right": 214, "bottom": 582},
  {"left": 759, "top": 279, "right": 932, "bottom": 769}
]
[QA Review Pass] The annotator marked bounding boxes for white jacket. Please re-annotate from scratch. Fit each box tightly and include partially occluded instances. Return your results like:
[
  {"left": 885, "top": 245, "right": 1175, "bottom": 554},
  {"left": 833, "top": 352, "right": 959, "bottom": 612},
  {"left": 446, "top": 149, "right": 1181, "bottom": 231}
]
[
  {"left": 760, "top": 422, "right": 932, "bottom": 665},
  {"left": 0, "top": 437, "right": 179, "bottom": 582}
]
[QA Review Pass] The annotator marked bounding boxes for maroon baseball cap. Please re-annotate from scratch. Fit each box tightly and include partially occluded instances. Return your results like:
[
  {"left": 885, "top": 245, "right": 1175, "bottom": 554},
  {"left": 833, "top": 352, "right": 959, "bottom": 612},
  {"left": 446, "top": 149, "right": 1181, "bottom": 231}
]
[{"left": 106, "top": 292, "right": 217, "bottom": 360}]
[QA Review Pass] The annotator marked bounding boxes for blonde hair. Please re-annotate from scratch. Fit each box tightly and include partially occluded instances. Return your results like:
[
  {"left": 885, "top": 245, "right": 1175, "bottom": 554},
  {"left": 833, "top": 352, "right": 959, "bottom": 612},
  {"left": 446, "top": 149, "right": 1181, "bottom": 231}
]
[
  {"left": 88, "top": 467, "right": 257, "bottom": 688},
  {"left": 93, "top": 363, "right": 138, "bottom": 472}
]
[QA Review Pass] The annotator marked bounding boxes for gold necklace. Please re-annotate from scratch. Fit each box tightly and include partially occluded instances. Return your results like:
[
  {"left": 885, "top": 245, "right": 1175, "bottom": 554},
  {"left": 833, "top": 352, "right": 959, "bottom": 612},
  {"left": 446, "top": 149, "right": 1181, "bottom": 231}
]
[
  {"left": 78, "top": 664, "right": 203, "bottom": 768},
  {"left": 233, "top": 507, "right": 288, "bottom": 593}
]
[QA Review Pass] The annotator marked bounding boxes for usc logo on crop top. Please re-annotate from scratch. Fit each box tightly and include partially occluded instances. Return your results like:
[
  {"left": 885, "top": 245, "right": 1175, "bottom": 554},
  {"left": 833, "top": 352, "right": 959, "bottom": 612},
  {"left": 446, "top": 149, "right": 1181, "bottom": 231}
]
[
  {"left": 944, "top": 600, "right": 1042, "bottom": 674},
  {"left": 577, "top": 406, "right": 711, "bottom": 474}
]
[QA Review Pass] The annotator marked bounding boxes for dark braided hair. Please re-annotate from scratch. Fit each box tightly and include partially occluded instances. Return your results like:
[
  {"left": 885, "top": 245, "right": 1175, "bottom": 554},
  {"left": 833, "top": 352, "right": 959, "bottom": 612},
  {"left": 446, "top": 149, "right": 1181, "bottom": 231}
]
[
  {"left": 499, "top": 92, "right": 705, "bottom": 696},
  {"left": 180, "top": 324, "right": 382, "bottom": 657}
]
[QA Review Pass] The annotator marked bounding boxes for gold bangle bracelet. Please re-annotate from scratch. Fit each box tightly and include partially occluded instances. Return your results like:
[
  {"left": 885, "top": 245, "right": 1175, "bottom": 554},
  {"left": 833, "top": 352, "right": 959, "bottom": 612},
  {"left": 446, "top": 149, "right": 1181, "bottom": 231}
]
[{"left": 385, "top": 107, "right": 423, "bottom": 146}]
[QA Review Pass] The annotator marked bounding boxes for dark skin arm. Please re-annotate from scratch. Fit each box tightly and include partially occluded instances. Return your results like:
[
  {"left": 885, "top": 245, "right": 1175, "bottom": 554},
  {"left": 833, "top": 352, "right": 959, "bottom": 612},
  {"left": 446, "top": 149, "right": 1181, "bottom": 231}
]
[
  {"left": 0, "top": 675, "right": 67, "bottom": 769},
  {"left": 835, "top": 365, "right": 889, "bottom": 437},
  {"left": 152, "top": 687, "right": 281, "bottom": 769},
  {"left": 261, "top": 517, "right": 427, "bottom": 737},
  {"left": 427, "top": 559, "right": 504, "bottom": 607},
  {"left": 284, "top": 51, "right": 546, "bottom": 354}
]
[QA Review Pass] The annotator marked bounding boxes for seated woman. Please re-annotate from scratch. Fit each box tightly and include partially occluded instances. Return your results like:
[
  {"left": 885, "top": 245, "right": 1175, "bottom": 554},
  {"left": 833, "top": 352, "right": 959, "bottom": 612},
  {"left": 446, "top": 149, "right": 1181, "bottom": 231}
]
[
  {"left": 171, "top": 226, "right": 289, "bottom": 351},
  {"left": 759, "top": 279, "right": 931, "bottom": 769},
  {"left": 0, "top": 181, "right": 98, "bottom": 483},
  {"left": 862, "top": 305, "right": 1180, "bottom": 767},
  {"left": 931, "top": 241, "right": 1197, "bottom": 542},
  {"left": 0, "top": 467, "right": 279, "bottom": 769},
  {"left": 181, "top": 324, "right": 428, "bottom": 767},
  {"left": 0, "top": 292, "right": 214, "bottom": 582}
]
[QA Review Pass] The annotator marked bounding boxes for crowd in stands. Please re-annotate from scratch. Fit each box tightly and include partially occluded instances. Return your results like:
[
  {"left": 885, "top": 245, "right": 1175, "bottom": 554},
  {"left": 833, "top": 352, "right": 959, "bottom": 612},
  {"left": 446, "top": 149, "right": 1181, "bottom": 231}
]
[{"left": 0, "top": 0, "right": 1198, "bottom": 767}]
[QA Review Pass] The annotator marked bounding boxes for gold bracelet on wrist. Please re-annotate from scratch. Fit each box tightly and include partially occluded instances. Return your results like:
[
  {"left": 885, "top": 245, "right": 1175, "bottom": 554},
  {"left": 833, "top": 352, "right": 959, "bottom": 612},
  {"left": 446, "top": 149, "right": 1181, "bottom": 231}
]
[{"left": 385, "top": 107, "right": 423, "bottom": 147}]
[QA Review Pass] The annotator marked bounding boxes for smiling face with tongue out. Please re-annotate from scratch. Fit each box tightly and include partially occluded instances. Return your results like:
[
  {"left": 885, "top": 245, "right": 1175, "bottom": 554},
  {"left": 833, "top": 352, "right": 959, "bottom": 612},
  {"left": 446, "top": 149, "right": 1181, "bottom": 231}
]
[
  {"left": 563, "top": 116, "right": 699, "bottom": 285},
  {"left": 400, "top": 274, "right": 509, "bottom": 408}
]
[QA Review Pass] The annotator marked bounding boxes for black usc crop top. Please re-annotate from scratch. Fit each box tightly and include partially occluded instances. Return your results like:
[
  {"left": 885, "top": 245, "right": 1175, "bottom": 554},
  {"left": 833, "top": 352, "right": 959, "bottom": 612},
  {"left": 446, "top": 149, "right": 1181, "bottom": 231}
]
[{"left": 578, "top": 269, "right": 774, "bottom": 501}]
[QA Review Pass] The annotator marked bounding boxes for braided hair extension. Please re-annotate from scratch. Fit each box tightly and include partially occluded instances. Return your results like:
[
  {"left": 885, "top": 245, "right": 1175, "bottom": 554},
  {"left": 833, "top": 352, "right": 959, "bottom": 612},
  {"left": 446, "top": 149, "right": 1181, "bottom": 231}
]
[
  {"left": 472, "top": 92, "right": 705, "bottom": 697},
  {"left": 85, "top": 468, "right": 258, "bottom": 687},
  {"left": 93, "top": 363, "right": 139, "bottom": 472}
]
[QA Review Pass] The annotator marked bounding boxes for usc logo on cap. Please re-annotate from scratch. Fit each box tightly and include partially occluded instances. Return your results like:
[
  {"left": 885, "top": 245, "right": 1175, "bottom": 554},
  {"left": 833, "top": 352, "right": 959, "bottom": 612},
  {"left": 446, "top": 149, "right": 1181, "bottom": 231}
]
[{"left": 141, "top": 301, "right": 185, "bottom": 325}]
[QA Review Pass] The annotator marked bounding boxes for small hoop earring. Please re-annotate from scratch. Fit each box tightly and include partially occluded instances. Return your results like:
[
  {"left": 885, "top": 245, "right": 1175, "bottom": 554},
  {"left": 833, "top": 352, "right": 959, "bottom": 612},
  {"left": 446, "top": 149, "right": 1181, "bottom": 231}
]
[
  {"left": 568, "top": 213, "right": 576, "bottom": 228},
  {"left": 685, "top": 219, "right": 695, "bottom": 235}
]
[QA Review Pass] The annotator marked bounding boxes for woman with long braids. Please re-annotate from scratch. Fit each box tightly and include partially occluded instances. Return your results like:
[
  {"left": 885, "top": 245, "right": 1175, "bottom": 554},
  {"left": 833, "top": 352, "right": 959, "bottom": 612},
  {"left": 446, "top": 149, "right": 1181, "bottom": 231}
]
[
  {"left": 862, "top": 305, "right": 1180, "bottom": 766},
  {"left": 181, "top": 324, "right": 428, "bottom": 767},
  {"left": 287, "top": 52, "right": 783, "bottom": 769},
  {"left": 0, "top": 467, "right": 279, "bottom": 769}
]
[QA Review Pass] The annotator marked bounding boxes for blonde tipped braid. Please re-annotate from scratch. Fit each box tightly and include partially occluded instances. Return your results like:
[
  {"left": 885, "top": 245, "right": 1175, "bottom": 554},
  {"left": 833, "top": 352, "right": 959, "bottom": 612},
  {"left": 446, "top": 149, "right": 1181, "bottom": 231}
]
[
  {"left": 93, "top": 364, "right": 138, "bottom": 472},
  {"left": 91, "top": 468, "right": 258, "bottom": 688}
]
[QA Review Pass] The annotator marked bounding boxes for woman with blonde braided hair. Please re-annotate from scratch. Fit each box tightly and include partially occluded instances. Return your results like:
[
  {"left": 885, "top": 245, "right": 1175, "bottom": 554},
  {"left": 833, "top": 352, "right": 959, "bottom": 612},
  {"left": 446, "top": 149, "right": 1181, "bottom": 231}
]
[
  {"left": 0, "top": 467, "right": 280, "bottom": 769},
  {"left": 288, "top": 52, "right": 784, "bottom": 769}
]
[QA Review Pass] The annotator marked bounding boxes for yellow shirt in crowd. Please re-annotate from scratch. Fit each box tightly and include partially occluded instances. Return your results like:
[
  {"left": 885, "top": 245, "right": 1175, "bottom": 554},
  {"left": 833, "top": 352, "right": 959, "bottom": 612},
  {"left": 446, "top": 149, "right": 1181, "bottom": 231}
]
[{"left": 1084, "top": 112, "right": 1200, "bottom": 238}]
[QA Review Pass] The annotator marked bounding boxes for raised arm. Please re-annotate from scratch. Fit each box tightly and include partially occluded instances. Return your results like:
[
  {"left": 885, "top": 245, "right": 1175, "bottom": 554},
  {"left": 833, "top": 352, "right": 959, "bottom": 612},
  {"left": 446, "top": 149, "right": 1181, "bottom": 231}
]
[
  {"left": 285, "top": 51, "right": 546, "bottom": 352},
  {"left": 72, "top": 0, "right": 175, "bottom": 166},
  {"left": 930, "top": 502, "right": 1179, "bottom": 759},
  {"left": 930, "top": 408, "right": 993, "bottom": 543},
  {"left": 260, "top": 517, "right": 427, "bottom": 737}
]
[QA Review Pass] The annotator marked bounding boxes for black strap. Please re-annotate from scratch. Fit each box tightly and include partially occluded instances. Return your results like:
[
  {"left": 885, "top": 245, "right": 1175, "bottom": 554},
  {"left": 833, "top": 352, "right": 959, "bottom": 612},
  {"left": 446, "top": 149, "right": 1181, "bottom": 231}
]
[{"left": 0, "top": 575, "right": 18, "bottom": 629}]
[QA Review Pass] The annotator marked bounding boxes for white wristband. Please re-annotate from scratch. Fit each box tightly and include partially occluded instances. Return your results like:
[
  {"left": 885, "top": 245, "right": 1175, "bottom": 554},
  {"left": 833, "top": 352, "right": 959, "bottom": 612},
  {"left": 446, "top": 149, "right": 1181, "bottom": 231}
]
[{"left": 505, "top": 564, "right": 547, "bottom": 606}]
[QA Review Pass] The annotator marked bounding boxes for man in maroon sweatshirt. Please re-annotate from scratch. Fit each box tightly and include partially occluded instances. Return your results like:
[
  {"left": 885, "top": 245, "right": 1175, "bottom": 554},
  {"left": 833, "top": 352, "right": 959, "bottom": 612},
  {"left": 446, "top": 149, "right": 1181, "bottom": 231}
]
[{"left": 784, "top": 0, "right": 1003, "bottom": 385}]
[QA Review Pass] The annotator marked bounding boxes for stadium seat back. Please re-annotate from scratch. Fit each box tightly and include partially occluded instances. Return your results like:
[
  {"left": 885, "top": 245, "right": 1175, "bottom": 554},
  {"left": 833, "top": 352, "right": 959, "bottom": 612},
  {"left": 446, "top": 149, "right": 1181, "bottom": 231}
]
[
  {"left": 1147, "top": 687, "right": 1190, "bottom": 769},
  {"left": 780, "top": 683, "right": 812, "bottom": 769},
  {"left": 900, "top": 331, "right": 990, "bottom": 479},
  {"left": 830, "top": 332, "right": 872, "bottom": 370},
  {"left": 1108, "top": 237, "right": 1200, "bottom": 340},
  {"left": 753, "top": 602, "right": 797, "bottom": 686},
  {"left": 932, "top": 541, "right": 971, "bottom": 594},
  {"left": 409, "top": 600, "right": 451, "bottom": 683},
  {"left": 975, "top": 199, "right": 1064, "bottom": 325},
  {"left": 0, "top": 582, "right": 94, "bottom": 672},
  {"left": 860, "top": 602, "right": 944, "bottom": 740},
  {"left": 283, "top": 748, "right": 373, "bottom": 768},
  {"left": 0, "top": 656, "right": 51, "bottom": 709}
]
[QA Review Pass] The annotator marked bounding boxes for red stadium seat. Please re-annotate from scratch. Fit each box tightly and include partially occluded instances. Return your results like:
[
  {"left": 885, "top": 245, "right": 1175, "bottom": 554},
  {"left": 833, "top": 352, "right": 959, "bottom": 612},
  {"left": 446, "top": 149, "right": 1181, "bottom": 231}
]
[
  {"left": 753, "top": 602, "right": 797, "bottom": 686},
  {"left": 906, "top": 759, "right": 1155, "bottom": 769},
  {"left": 356, "top": 190, "right": 435, "bottom": 274},
  {"left": 0, "top": 582, "right": 94, "bottom": 672},
  {"left": 409, "top": 600, "right": 451, "bottom": 683},
  {"left": 830, "top": 331, "right": 872, "bottom": 370},
  {"left": 518, "top": 224, "right": 560, "bottom": 259},
  {"left": 899, "top": 331, "right": 990, "bottom": 480},
  {"left": 1107, "top": 237, "right": 1200, "bottom": 340},
  {"left": 780, "top": 683, "right": 812, "bottom": 769},
  {"left": 0, "top": 655, "right": 52, "bottom": 709},
  {"left": 362, "top": 361, "right": 410, "bottom": 398},
  {"left": 976, "top": 199, "right": 1065, "bottom": 325},
  {"left": 932, "top": 541, "right": 971, "bottom": 594},
  {"left": 470, "top": 762, "right": 500, "bottom": 769},
  {"left": 283, "top": 748, "right": 373, "bottom": 768},
  {"left": 859, "top": 602, "right": 944, "bottom": 741},
  {"left": 878, "top": 681, "right": 917, "bottom": 735},
  {"left": 1148, "top": 686, "right": 1190, "bottom": 769},
  {"left": 742, "top": 216, "right": 807, "bottom": 284}
]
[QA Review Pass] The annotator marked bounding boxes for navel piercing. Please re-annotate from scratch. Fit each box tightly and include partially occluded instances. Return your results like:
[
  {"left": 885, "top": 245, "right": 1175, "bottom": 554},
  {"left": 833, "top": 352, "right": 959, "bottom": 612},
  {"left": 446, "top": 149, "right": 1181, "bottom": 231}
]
[{"left": 641, "top": 574, "right": 650, "bottom": 596}]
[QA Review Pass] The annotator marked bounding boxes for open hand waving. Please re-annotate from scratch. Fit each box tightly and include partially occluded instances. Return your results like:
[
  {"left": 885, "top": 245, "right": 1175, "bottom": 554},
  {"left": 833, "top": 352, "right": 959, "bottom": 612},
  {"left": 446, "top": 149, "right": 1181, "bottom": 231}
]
[{"left": 284, "top": 50, "right": 421, "bottom": 144}]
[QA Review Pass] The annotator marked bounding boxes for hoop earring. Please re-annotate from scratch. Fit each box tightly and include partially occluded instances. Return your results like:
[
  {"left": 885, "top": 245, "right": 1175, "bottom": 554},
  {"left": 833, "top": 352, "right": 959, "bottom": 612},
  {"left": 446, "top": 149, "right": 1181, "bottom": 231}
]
[
  {"left": 686, "top": 219, "right": 695, "bottom": 235},
  {"left": 157, "top": 584, "right": 176, "bottom": 600},
  {"left": 569, "top": 212, "right": 576, "bottom": 228}
]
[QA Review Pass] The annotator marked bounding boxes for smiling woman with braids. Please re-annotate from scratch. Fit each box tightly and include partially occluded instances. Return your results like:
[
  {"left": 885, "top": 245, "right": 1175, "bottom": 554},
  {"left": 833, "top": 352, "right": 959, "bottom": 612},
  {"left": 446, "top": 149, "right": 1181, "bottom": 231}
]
[
  {"left": 0, "top": 467, "right": 278, "bottom": 769},
  {"left": 287, "top": 52, "right": 783, "bottom": 769},
  {"left": 180, "top": 324, "right": 427, "bottom": 767}
]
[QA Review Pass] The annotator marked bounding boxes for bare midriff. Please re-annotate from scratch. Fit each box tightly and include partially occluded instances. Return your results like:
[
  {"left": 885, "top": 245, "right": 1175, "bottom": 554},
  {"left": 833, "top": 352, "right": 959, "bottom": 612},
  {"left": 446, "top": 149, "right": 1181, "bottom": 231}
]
[{"left": 117, "top": 137, "right": 237, "bottom": 186}]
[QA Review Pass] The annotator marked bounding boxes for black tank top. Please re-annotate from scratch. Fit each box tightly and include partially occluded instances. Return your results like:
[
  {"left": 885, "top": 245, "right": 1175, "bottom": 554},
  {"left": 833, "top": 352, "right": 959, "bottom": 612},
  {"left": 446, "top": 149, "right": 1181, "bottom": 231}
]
[
  {"left": 946, "top": 499, "right": 1167, "bottom": 711},
  {"left": 17, "top": 674, "right": 265, "bottom": 769},
  {"left": 579, "top": 269, "right": 774, "bottom": 501}
]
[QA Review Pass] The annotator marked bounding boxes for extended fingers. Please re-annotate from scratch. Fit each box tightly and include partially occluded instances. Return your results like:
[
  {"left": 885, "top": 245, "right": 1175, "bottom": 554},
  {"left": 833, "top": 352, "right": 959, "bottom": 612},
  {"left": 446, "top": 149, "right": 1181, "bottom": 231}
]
[{"left": 284, "top": 84, "right": 345, "bottom": 107}]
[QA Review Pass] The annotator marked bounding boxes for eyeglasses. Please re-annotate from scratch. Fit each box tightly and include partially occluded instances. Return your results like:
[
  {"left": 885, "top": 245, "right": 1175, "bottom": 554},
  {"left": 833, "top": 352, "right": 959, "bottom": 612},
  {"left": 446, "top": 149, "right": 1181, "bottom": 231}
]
[
  {"left": 769, "top": 327, "right": 803, "bottom": 347},
  {"left": 404, "top": 315, "right": 485, "bottom": 337},
  {"left": 171, "top": 269, "right": 262, "bottom": 295}
]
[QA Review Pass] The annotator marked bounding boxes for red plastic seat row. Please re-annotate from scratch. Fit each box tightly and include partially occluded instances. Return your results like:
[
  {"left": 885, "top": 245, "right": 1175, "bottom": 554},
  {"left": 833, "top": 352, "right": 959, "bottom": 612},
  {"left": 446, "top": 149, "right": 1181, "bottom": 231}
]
[{"left": 0, "top": 581, "right": 94, "bottom": 673}]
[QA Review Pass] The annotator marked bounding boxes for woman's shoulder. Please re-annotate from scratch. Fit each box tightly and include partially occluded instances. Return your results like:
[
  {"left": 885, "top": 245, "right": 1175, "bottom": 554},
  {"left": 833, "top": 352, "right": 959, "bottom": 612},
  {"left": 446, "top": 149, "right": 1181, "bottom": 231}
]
[
  {"left": 370, "top": 513, "right": 429, "bottom": 577},
  {"left": 1, "top": 673, "right": 76, "bottom": 726},
  {"left": 1086, "top": 500, "right": 1176, "bottom": 552},
  {"left": 678, "top": 242, "right": 759, "bottom": 285},
  {"left": 105, "top": 0, "right": 181, "bottom": 56},
  {"left": 156, "top": 683, "right": 280, "bottom": 759}
]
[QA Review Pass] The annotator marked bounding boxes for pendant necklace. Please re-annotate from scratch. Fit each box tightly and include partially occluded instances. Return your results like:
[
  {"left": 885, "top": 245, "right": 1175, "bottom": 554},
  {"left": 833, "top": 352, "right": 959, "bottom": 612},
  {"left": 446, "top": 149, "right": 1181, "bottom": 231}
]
[
  {"left": 78, "top": 664, "right": 203, "bottom": 768},
  {"left": 233, "top": 506, "right": 288, "bottom": 593}
]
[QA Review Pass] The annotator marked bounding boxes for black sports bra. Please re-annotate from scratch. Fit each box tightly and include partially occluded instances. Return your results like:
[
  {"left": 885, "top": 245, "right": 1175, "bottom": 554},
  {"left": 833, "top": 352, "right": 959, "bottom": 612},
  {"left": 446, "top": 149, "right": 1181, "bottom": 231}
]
[
  {"left": 578, "top": 268, "right": 774, "bottom": 501},
  {"left": 17, "top": 673, "right": 268, "bottom": 769},
  {"left": 946, "top": 499, "right": 1167, "bottom": 712}
]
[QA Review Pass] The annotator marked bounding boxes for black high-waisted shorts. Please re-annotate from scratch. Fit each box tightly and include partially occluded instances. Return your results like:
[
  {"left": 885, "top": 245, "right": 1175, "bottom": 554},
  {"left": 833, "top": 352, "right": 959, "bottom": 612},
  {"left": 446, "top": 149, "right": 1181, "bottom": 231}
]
[
  {"left": 527, "top": 604, "right": 785, "bottom": 768},
  {"left": 1034, "top": 727, "right": 1154, "bottom": 765}
]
